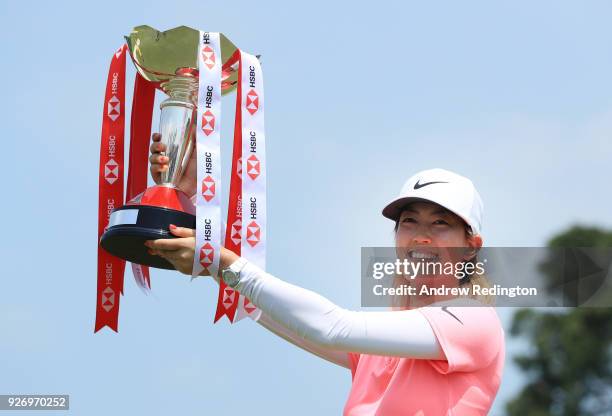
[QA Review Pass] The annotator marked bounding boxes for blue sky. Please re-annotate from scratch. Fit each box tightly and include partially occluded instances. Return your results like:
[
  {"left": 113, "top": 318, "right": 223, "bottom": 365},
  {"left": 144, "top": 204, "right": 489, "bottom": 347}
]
[{"left": 2, "top": 0, "right": 612, "bottom": 414}]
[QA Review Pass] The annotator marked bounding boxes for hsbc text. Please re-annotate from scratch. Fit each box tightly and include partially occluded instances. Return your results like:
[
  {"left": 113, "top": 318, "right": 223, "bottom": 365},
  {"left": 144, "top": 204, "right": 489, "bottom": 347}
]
[
  {"left": 250, "top": 197, "right": 257, "bottom": 220},
  {"left": 249, "top": 66, "right": 256, "bottom": 88},
  {"left": 108, "top": 135, "right": 116, "bottom": 158},
  {"left": 111, "top": 72, "right": 118, "bottom": 95},
  {"left": 205, "top": 86, "right": 213, "bottom": 108},
  {"left": 106, "top": 199, "right": 115, "bottom": 220},
  {"left": 203, "top": 218, "right": 212, "bottom": 241},
  {"left": 105, "top": 263, "right": 113, "bottom": 285},
  {"left": 205, "top": 152, "right": 212, "bottom": 174}
]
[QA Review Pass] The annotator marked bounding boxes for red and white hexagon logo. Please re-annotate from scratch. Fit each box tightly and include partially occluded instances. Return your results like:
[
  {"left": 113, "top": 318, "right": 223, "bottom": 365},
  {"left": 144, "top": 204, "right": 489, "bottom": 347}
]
[
  {"left": 101, "top": 287, "right": 115, "bottom": 312},
  {"left": 223, "top": 287, "right": 237, "bottom": 309},
  {"left": 243, "top": 298, "right": 257, "bottom": 314},
  {"left": 236, "top": 157, "right": 242, "bottom": 177},
  {"left": 201, "top": 175, "right": 216, "bottom": 202},
  {"left": 223, "top": 287, "right": 236, "bottom": 307},
  {"left": 107, "top": 96, "right": 120, "bottom": 121},
  {"left": 230, "top": 218, "right": 242, "bottom": 246},
  {"left": 246, "top": 89, "right": 259, "bottom": 115},
  {"left": 199, "top": 243, "right": 214, "bottom": 270},
  {"left": 201, "top": 110, "right": 215, "bottom": 136},
  {"left": 246, "top": 221, "right": 261, "bottom": 247},
  {"left": 247, "top": 155, "right": 260, "bottom": 180},
  {"left": 104, "top": 159, "right": 119, "bottom": 184},
  {"left": 201, "top": 45, "right": 216, "bottom": 69}
]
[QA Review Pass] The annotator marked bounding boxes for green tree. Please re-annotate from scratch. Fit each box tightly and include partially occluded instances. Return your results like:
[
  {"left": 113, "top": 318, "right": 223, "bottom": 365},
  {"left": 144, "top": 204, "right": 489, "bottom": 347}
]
[{"left": 505, "top": 226, "right": 612, "bottom": 416}]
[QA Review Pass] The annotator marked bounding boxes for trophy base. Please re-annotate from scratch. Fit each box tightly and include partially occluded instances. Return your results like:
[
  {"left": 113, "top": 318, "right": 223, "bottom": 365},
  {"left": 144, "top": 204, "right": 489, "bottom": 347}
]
[
  {"left": 100, "top": 205, "right": 196, "bottom": 270},
  {"left": 100, "top": 185, "right": 196, "bottom": 270}
]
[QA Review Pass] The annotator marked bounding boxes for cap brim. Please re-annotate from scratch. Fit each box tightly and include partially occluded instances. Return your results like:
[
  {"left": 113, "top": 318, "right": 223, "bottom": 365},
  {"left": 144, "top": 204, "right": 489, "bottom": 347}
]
[
  {"left": 382, "top": 196, "right": 477, "bottom": 235},
  {"left": 382, "top": 197, "right": 435, "bottom": 221}
]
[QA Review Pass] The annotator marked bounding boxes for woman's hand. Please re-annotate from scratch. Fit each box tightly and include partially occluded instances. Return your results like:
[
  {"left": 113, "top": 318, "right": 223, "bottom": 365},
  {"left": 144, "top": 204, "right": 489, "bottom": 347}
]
[
  {"left": 145, "top": 225, "right": 198, "bottom": 275},
  {"left": 145, "top": 226, "right": 240, "bottom": 277},
  {"left": 149, "top": 133, "right": 197, "bottom": 196}
]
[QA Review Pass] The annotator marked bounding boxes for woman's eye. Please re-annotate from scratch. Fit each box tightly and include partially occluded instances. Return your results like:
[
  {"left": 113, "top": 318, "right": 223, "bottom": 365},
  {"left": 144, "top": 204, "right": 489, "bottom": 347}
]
[
  {"left": 401, "top": 217, "right": 416, "bottom": 223},
  {"left": 433, "top": 219, "right": 449, "bottom": 225}
]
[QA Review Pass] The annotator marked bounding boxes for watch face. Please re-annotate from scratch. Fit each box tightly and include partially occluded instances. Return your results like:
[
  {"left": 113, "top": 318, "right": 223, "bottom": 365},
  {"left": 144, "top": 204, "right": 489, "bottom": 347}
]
[{"left": 222, "top": 269, "right": 239, "bottom": 286}]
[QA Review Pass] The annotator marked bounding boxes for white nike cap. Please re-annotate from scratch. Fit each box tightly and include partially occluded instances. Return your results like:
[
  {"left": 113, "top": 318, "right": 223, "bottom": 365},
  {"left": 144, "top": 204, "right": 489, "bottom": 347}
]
[{"left": 382, "top": 168, "right": 484, "bottom": 235}]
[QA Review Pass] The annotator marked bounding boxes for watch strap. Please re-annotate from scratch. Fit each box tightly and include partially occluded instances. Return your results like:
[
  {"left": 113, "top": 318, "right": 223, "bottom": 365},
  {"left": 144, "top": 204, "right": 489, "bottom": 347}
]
[{"left": 229, "top": 257, "right": 248, "bottom": 274}]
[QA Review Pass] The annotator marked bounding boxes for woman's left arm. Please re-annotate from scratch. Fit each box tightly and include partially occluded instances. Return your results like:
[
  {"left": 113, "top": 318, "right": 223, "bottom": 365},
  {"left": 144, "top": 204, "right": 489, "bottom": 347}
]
[{"left": 231, "top": 258, "right": 444, "bottom": 359}]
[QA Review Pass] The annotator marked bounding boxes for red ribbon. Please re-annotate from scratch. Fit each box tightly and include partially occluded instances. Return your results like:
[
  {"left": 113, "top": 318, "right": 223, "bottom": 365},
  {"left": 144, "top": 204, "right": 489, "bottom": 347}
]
[
  {"left": 96, "top": 48, "right": 157, "bottom": 331},
  {"left": 95, "top": 45, "right": 127, "bottom": 332},
  {"left": 214, "top": 50, "right": 244, "bottom": 323},
  {"left": 126, "top": 72, "right": 156, "bottom": 291}
]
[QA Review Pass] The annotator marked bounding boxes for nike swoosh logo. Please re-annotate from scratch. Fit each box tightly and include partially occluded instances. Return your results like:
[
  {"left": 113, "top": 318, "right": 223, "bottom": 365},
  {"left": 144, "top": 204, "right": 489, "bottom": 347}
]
[
  {"left": 414, "top": 180, "right": 448, "bottom": 190},
  {"left": 442, "top": 306, "right": 463, "bottom": 325}
]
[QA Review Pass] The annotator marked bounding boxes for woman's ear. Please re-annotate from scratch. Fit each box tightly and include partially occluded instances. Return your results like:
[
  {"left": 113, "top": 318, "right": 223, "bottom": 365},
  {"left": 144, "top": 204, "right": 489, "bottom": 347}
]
[
  {"left": 463, "top": 234, "right": 483, "bottom": 260},
  {"left": 469, "top": 234, "right": 483, "bottom": 249}
]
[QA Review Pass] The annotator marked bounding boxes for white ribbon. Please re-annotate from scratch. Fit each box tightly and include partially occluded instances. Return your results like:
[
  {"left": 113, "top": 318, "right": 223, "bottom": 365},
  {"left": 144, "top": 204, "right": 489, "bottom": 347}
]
[
  {"left": 235, "top": 51, "right": 266, "bottom": 322},
  {"left": 193, "top": 31, "right": 222, "bottom": 278}
]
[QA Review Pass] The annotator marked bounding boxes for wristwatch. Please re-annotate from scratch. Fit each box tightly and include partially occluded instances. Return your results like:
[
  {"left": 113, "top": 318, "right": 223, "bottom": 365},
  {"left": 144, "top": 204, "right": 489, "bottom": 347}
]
[{"left": 221, "top": 257, "right": 248, "bottom": 288}]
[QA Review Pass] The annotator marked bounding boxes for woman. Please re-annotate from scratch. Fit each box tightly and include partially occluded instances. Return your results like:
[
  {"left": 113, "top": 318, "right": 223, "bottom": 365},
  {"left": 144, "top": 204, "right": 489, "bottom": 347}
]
[{"left": 146, "top": 134, "right": 505, "bottom": 415}]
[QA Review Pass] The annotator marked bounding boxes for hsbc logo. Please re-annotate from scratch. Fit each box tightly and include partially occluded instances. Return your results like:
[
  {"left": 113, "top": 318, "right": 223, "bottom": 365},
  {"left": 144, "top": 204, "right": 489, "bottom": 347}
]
[
  {"left": 201, "top": 175, "right": 216, "bottom": 202},
  {"left": 246, "top": 220, "right": 261, "bottom": 247},
  {"left": 203, "top": 218, "right": 212, "bottom": 242},
  {"left": 223, "top": 287, "right": 236, "bottom": 306},
  {"left": 236, "top": 157, "right": 242, "bottom": 177},
  {"left": 105, "top": 159, "right": 119, "bottom": 184},
  {"left": 249, "top": 131, "right": 257, "bottom": 153},
  {"left": 236, "top": 194, "right": 242, "bottom": 217},
  {"left": 249, "top": 65, "right": 256, "bottom": 87},
  {"left": 101, "top": 287, "right": 115, "bottom": 312},
  {"left": 107, "top": 96, "right": 120, "bottom": 121},
  {"left": 230, "top": 218, "right": 242, "bottom": 246},
  {"left": 199, "top": 242, "right": 214, "bottom": 270},
  {"left": 247, "top": 155, "right": 260, "bottom": 180},
  {"left": 204, "top": 85, "right": 213, "bottom": 108},
  {"left": 201, "top": 110, "right": 215, "bottom": 136},
  {"left": 243, "top": 298, "right": 257, "bottom": 314},
  {"left": 201, "top": 45, "right": 216, "bottom": 69},
  {"left": 249, "top": 196, "right": 257, "bottom": 220},
  {"left": 246, "top": 89, "right": 259, "bottom": 115},
  {"left": 204, "top": 152, "right": 213, "bottom": 174}
]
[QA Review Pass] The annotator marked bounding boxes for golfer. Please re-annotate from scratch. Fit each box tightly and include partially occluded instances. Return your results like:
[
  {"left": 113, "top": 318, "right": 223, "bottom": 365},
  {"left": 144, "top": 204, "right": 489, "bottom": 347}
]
[{"left": 146, "top": 133, "right": 505, "bottom": 415}]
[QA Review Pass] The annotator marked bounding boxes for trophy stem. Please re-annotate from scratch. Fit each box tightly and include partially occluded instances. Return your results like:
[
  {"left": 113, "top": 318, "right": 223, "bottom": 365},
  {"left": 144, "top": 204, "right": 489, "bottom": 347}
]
[{"left": 159, "top": 74, "right": 198, "bottom": 186}]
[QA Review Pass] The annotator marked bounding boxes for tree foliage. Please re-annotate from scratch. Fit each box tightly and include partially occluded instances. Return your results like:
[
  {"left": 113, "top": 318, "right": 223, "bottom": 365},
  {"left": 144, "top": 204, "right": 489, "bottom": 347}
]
[{"left": 505, "top": 226, "right": 612, "bottom": 416}]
